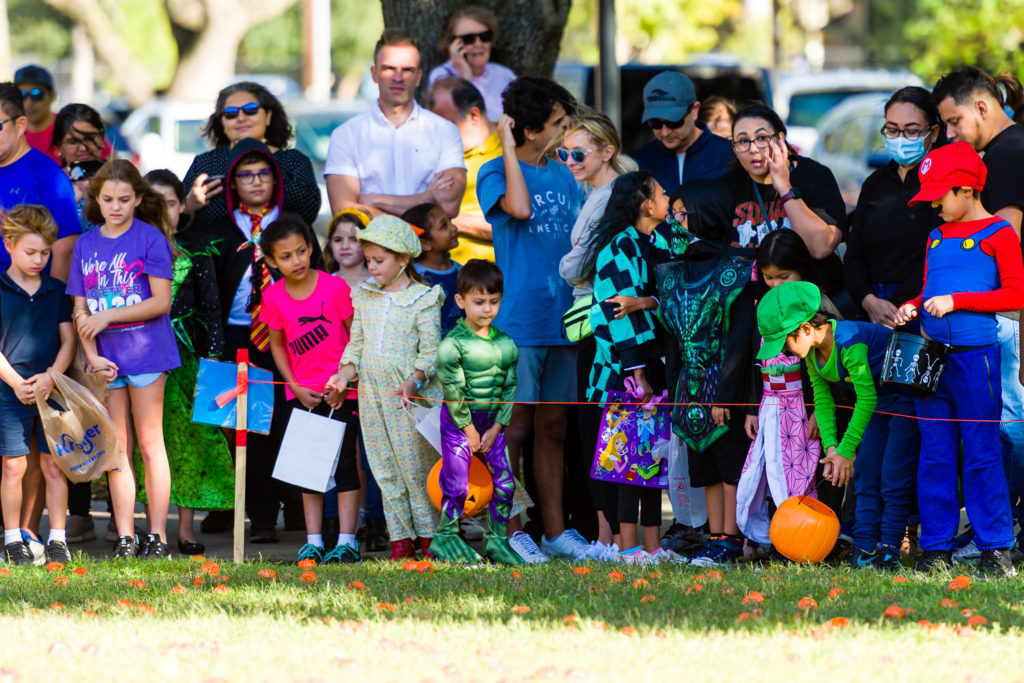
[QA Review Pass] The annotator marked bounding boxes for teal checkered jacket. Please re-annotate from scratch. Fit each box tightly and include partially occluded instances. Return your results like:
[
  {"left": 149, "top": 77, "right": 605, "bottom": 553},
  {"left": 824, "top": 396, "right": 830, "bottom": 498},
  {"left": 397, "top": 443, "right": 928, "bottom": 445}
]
[{"left": 587, "top": 226, "right": 669, "bottom": 404}]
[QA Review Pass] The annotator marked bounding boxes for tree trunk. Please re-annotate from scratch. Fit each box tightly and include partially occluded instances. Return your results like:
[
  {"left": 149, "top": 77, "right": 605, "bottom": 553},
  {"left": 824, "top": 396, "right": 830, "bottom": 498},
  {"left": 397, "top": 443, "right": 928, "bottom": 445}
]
[
  {"left": 381, "top": 0, "right": 571, "bottom": 99},
  {"left": 41, "top": 0, "right": 156, "bottom": 107}
]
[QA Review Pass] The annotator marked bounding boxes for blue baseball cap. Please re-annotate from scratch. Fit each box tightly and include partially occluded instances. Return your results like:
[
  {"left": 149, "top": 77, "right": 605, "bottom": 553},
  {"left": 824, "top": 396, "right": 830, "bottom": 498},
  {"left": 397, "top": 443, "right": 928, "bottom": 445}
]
[
  {"left": 641, "top": 71, "right": 697, "bottom": 123},
  {"left": 14, "top": 65, "right": 54, "bottom": 90}
]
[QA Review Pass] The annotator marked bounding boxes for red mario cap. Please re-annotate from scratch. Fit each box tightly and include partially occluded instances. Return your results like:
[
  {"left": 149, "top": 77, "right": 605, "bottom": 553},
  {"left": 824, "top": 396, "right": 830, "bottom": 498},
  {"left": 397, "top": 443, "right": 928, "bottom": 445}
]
[{"left": 908, "top": 141, "right": 987, "bottom": 206}]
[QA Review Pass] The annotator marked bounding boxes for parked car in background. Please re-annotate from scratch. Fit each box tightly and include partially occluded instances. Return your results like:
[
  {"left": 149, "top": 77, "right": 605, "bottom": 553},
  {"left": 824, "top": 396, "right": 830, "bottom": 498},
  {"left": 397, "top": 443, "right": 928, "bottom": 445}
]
[
  {"left": 555, "top": 55, "right": 773, "bottom": 154},
  {"left": 119, "top": 99, "right": 212, "bottom": 178},
  {"left": 811, "top": 92, "right": 891, "bottom": 210},
  {"left": 774, "top": 69, "right": 923, "bottom": 154}
]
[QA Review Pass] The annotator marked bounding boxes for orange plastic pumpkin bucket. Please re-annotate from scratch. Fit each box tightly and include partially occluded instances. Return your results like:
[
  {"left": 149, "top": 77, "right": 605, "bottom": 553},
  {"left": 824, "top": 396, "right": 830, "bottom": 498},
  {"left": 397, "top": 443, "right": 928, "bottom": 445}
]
[
  {"left": 426, "top": 457, "right": 494, "bottom": 518},
  {"left": 769, "top": 495, "right": 839, "bottom": 564}
]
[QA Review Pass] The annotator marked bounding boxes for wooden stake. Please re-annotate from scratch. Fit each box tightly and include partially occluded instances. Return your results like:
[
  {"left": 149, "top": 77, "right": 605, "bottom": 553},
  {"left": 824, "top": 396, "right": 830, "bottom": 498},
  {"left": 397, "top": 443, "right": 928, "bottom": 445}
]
[{"left": 233, "top": 350, "right": 249, "bottom": 565}]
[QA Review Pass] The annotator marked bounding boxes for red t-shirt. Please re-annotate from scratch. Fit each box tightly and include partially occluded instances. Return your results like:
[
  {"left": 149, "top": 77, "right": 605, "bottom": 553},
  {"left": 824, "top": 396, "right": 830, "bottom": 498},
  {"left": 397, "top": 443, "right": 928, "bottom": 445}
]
[
  {"left": 25, "top": 121, "right": 60, "bottom": 164},
  {"left": 260, "top": 270, "right": 354, "bottom": 401}
]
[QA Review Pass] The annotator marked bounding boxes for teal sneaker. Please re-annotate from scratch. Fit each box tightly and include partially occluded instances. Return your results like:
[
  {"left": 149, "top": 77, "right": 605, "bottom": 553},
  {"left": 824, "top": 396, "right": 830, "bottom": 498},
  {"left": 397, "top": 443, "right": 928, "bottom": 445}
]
[
  {"left": 845, "top": 548, "right": 877, "bottom": 569},
  {"left": 323, "top": 543, "right": 361, "bottom": 564},
  {"left": 873, "top": 546, "right": 901, "bottom": 570},
  {"left": 296, "top": 543, "right": 325, "bottom": 565}
]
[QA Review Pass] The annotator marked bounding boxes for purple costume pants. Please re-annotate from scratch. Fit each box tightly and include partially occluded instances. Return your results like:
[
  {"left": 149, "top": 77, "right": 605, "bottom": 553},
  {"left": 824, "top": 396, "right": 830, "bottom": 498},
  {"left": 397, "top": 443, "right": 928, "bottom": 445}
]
[{"left": 440, "top": 406, "right": 514, "bottom": 522}]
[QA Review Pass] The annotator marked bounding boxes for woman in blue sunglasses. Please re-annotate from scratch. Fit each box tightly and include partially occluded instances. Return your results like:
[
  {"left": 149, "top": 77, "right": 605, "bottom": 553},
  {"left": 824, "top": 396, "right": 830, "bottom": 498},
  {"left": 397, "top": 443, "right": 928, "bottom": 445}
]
[{"left": 183, "top": 81, "right": 321, "bottom": 234}]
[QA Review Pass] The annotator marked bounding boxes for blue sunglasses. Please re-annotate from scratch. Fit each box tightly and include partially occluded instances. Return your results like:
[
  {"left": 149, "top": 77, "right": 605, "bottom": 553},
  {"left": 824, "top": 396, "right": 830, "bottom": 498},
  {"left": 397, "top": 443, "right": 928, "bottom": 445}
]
[{"left": 222, "top": 102, "right": 261, "bottom": 119}]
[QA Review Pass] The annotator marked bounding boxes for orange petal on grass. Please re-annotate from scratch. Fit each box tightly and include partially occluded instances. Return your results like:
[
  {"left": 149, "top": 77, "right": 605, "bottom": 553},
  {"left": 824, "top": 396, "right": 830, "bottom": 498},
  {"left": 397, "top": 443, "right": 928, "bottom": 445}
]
[
  {"left": 640, "top": 595, "right": 657, "bottom": 604},
  {"left": 883, "top": 605, "right": 907, "bottom": 619},
  {"left": 511, "top": 570, "right": 524, "bottom": 579},
  {"left": 693, "top": 574, "right": 706, "bottom": 581},
  {"left": 511, "top": 605, "right": 531, "bottom": 614},
  {"left": 967, "top": 615, "right": 988, "bottom": 627},
  {"left": 941, "top": 598, "right": 959, "bottom": 608},
  {"left": 403, "top": 597, "right": 417, "bottom": 603},
  {"left": 827, "top": 587, "right": 845, "bottom": 599},
  {"left": 607, "top": 571, "right": 625, "bottom": 582},
  {"left": 686, "top": 584, "right": 704, "bottom": 595},
  {"left": 72, "top": 567, "right": 87, "bottom": 576},
  {"left": 620, "top": 626, "right": 637, "bottom": 636},
  {"left": 416, "top": 561, "right": 434, "bottom": 573},
  {"left": 0, "top": 569, "right": 10, "bottom": 576},
  {"left": 128, "top": 580, "right": 146, "bottom": 590},
  {"left": 348, "top": 581, "right": 366, "bottom": 591},
  {"left": 376, "top": 602, "right": 395, "bottom": 613},
  {"left": 258, "top": 569, "right": 277, "bottom": 580},
  {"left": 117, "top": 599, "right": 133, "bottom": 608},
  {"left": 297, "top": 559, "right": 317, "bottom": 569},
  {"left": 45, "top": 562, "right": 64, "bottom": 573},
  {"left": 170, "top": 585, "right": 186, "bottom": 594},
  {"left": 797, "top": 597, "right": 818, "bottom": 611},
  {"left": 135, "top": 604, "right": 156, "bottom": 616},
  {"left": 213, "top": 585, "right": 229, "bottom": 595},
  {"left": 47, "top": 602, "right": 64, "bottom": 610},
  {"left": 564, "top": 614, "right": 579, "bottom": 626},
  {"left": 961, "top": 608, "right": 975, "bottom": 617},
  {"left": 201, "top": 561, "right": 220, "bottom": 576},
  {"left": 953, "top": 625, "right": 977, "bottom": 637},
  {"left": 648, "top": 572, "right": 662, "bottom": 579},
  {"left": 742, "top": 591, "right": 765, "bottom": 605},
  {"left": 705, "top": 569, "right": 723, "bottom": 581},
  {"left": 948, "top": 575, "right": 971, "bottom": 591},
  {"left": 892, "top": 576, "right": 908, "bottom": 584},
  {"left": 402, "top": 560, "right": 419, "bottom": 572},
  {"left": 189, "top": 555, "right": 206, "bottom": 562},
  {"left": 574, "top": 567, "right": 591, "bottom": 575},
  {"left": 300, "top": 571, "right": 318, "bottom": 585},
  {"left": 917, "top": 619, "right": 940, "bottom": 630},
  {"left": 632, "top": 579, "right": 650, "bottom": 589},
  {"left": 193, "top": 577, "right": 206, "bottom": 586},
  {"left": 736, "top": 612, "right": 756, "bottom": 621},
  {"left": 827, "top": 616, "right": 849, "bottom": 629},
  {"left": 52, "top": 577, "right": 69, "bottom": 587}
]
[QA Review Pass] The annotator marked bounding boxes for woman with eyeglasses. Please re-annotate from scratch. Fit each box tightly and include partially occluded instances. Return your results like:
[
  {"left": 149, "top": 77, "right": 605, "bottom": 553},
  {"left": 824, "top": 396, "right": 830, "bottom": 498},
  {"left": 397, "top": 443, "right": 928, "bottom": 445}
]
[
  {"left": 182, "top": 82, "right": 320, "bottom": 234},
  {"left": 721, "top": 104, "right": 847, "bottom": 301},
  {"left": 52, "top": 104, "right": 111, "bottom": 232},
  {"left": 429, "top": 6, "right": 516, "bottom": 119},
  {"left": 844, "top": 87, "right": 942, "bottom": 330}
]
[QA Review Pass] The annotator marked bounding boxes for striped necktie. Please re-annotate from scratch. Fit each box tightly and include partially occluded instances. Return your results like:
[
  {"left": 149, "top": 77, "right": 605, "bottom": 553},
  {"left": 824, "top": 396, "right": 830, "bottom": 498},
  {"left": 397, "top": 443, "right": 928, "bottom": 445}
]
[{"left": 241, "top": 205, "right": 272, "bottom": 351}]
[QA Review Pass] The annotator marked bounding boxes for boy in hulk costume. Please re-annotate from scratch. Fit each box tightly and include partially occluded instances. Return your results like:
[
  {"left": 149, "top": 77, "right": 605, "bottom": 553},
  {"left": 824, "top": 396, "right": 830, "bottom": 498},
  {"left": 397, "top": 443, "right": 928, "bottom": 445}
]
[{"left": 431, "top": 260, "right": 523, "bottom": 564}]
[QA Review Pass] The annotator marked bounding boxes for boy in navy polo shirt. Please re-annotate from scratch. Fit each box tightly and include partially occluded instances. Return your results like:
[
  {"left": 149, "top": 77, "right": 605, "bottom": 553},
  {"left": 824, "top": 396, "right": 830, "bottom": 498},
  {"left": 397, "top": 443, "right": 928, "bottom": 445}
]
[
  {"left": 896, "top": 141, "right": 1024, "bottom": 576},
  {"left": 0, "top": 205, "right": 75, "bottom": 566}
]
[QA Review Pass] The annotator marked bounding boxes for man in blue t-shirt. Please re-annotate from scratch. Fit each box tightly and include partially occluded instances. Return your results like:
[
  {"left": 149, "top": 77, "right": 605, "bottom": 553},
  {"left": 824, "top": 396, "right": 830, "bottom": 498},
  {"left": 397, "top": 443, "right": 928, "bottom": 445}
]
[
  {"left": 0, "top": 82, "right": 80, "bottom": 281},
  {"left": 477, "top": 76, "right": 589, "bottom": 564}
]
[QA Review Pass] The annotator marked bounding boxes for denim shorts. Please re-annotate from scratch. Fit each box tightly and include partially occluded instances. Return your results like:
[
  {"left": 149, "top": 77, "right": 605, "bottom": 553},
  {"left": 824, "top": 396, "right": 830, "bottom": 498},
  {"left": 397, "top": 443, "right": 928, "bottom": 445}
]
[
  {"left": 0, "top": 400, "right": 50, "bottom": 457},
  {"left": 514, "top": 345, "right": 578, "bottom": 403},
  {"left": 108, "top": 371, "right": 164, "bottom": 390}
]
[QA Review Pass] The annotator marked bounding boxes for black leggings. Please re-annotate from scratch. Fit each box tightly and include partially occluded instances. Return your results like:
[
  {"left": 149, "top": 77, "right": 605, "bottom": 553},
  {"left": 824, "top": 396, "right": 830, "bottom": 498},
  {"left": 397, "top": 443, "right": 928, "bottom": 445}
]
[
  {"left": 616, "top": 483, "right": 662, "bottom": 526},
  {"left": 577, "top": 335, "right": 620, "bottom": 534}
]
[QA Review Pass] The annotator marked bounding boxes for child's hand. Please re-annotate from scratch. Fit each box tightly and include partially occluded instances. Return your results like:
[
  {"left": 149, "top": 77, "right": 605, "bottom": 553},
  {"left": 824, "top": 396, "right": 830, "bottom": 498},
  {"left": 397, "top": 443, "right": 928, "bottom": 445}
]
[
  {"left": 496, "top": 114, "right": 516, "bottom": 150},
  {"left": 77, "top": 310, "right": 110, "bottom": 340},
  {"left": 807, "top": 412, "right": 820, "bottom": 441},
  {"left": 12, "top": 378, "right": 34, "bottom": 405},
  {"left": 87, "top": 355, "right": 119, "bottom": 382},
  {"left": 292, "top": 385, "right": 323, "bottom": 410},
  {"left": 326, "top": 366, "right": 357, "bottom": 392},
  {"left": 26, "top": 373, "right": 55, "bottom": 402},
  {"left": 630, "top": 369, "right": 653, "bottom": 405},
  {"left": 398, "top": 378, "right": 418, "bottom": 409},
  {"left": 894, "top": 303, "right": 918, "bottom": 325},
  {"left": 323, "top": 384, "right": 345, "bottom": 409},
  {"left": 606, "top": 295, "right": 655, "bottom": 319},
  {"left": 820, "top": 446, "right": 853, "bottom": 487},
  {"left": 478, "top": 424, "right": 503, "bottom": 455},
  {"left": 744, "top": 413, "right": 758, "bottom": 440},
  {"left": 711, "top": 406, "right": 730, "bottom": 427},
  {"left": 923, "top": 294, "right": 955, "bottom": 318},
  {"left": 463, "top": 423, "right": 481, "bottom": 454}
]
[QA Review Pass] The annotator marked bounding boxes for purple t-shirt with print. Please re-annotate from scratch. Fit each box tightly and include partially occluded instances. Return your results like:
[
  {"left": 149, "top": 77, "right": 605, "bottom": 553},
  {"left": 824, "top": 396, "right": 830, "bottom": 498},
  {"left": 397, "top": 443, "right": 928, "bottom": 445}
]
[{"left": 66, "top": 219, "right": 180, "bottom": 376}]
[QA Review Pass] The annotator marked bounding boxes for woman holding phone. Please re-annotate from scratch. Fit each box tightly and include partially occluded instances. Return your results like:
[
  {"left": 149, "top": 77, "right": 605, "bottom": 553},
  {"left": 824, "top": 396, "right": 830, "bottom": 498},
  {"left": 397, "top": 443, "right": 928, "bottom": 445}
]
[
  {"left": 428, "top": 6, "right": 516, "bottom": 120},
  {"left": 182, "top": 81, "right": 320, "bottom": 233}
]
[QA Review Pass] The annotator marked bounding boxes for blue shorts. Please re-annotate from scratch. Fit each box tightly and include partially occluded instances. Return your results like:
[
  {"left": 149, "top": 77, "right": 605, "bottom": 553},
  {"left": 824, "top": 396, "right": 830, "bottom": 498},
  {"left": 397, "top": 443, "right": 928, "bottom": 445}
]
[
  {"left": 514, "top": 345, "right": 578, "bottom": 404},
  {"left": 0, "top": 400, "right": 50, "bottom": 457},
  {"left": 108, "top": 372, "right": 164, "bottom": 390}
]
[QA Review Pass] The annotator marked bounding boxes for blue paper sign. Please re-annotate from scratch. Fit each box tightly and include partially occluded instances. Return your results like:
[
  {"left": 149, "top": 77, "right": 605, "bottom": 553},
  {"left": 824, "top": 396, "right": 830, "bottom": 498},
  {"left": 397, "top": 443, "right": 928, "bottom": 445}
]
[{"left": 192, "top": 358, "right": 275, "bottom": 434}]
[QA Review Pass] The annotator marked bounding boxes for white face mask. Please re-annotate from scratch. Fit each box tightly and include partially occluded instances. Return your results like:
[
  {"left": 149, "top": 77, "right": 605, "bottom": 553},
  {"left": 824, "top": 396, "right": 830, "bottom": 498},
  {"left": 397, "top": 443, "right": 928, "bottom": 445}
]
[{"left": 885, "top": 135, "right": 928, "bottom": 166}]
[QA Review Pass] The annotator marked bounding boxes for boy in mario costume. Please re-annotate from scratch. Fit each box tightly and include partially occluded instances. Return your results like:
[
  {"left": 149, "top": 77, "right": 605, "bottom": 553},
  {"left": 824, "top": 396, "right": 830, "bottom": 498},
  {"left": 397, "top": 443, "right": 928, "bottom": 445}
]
[{"left": 896, "top": 141, "right": 1024, "bottom": 575}]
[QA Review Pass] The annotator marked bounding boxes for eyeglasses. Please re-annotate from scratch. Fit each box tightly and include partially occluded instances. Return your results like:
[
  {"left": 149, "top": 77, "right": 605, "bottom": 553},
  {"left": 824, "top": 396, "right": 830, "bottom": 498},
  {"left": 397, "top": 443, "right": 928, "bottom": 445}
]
[
  {"left": 235, "top": 169, "right": 274, "bottom": 184},
  {"left": 646, "top": 117, "right": 687, "bottom": 131},
  {"left": 222, "top": 103, "right": 261, "bottom": 119},
  {"left": 555, "top": 147, "right": 597, "bottom": 164},
  {"left": 881, "top": 124, "right": 935, "bottom": 139},
  {"left": 20, "top": 88, "right": 46, "bottom": 102},
  {"left": 0, "top": 118, "right": 16, "bottom": 131},
  {"left": 455, "top": 30, "right": 493, "bottom": 44},
  {"left": 732, "top": 133, "right": 779, "bottom": 153},
  {"left": 671, "top": 209, "right": 688, "bottom": 222}
]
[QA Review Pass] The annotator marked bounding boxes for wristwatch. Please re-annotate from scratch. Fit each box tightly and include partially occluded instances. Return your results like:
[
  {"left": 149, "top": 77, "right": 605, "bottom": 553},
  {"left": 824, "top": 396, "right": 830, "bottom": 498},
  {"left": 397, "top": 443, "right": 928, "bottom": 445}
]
[{"left": 779, "top": 187, "right": 802, "bottom": 205}]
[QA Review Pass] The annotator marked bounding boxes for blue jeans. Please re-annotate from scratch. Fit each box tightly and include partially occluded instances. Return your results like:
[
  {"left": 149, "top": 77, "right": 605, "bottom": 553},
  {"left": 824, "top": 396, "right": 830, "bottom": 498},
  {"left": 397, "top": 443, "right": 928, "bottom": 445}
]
[
  {"left": 996, "top": 316, "right": 1024, "bottom": 530},
  {"left": 853, "top": 392, "right": 920, "bottom": 550},
  {"left": 916, "top": 344, "right": 1014, "bottom": 551}
]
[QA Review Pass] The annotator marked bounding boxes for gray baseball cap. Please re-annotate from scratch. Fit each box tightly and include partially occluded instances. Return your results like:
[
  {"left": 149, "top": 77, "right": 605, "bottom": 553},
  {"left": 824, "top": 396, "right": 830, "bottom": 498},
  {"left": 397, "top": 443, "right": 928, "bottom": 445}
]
[{"left": 641, "top": 71, "right": 697, "bottom": 123}]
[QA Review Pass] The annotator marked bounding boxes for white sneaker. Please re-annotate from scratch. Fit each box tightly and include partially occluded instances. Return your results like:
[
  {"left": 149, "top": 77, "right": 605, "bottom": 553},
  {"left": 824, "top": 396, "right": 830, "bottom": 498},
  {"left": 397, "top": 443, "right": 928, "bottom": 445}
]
[
  {"left": 509, "top": 531, "right": 549, "bottom": 564},
  {"left": 953, "top": 539, "right": 981, "bottom": 561},
  {"left": 541, "top": 528, "right": 592, "bottom": 561},
  {"left": 650, "top": 547, "right": 688, "bottom": 564},
  {"left": 460, "top": 515, "right": 486, "bottom": 542},
  {"left": 620, "top": 548, "right": 655, "bottom": 565},
  {"left": 587, "top": 541, "right": 621, "bottom": 562}
]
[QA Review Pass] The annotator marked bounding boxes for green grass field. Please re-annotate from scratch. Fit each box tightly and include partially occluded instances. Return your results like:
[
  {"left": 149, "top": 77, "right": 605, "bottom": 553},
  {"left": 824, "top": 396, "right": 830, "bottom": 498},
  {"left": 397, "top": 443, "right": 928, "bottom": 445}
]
[{"left": 2, "top": 557, "right": 1024, "bottom": 681}]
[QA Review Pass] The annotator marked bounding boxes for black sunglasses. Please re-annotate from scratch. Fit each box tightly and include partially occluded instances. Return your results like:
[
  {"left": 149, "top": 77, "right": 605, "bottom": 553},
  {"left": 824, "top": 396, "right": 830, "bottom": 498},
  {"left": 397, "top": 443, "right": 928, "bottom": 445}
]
[
  {"left": 455, "top": 30, "right": 493, "bottom": 44},
  {"left": 646, "top": 117, "right": 687, "bottom": 131},
  {"left": 21, "top": 88, "right": 46, "bottom": 102},
  {"left": 222, "top": 102, "right": 261, "bottom": 120}
]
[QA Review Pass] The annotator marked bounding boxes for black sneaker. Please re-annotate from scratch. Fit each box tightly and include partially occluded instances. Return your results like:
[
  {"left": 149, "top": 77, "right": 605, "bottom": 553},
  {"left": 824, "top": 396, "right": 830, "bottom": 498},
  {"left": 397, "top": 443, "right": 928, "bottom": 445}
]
[
  {"left": 688, "top": 536, "right": 743, "bottom": 567},
  {"left": 111, "top": 535, "right": 140, "bottom": 559},
  {"left": 364, "top": 518, "right": 389, "bottom": 552},
  {"left": 5, "top": 541, "right": 33, "bottom": 566},
  {"left": 873, "top": 546, "right": 901, "bottom": 571},
  {"left": 978, "top": 548, "right": 1016, "bottom": 577},
  {"left": 845, "top": 548, "right": 878, "bottom": 569},
  {"left": 140, "top": 534, "right": 171, "bottom": 560},
  {"left": 661, "top": 522, "right": 705, "bottom": 554},
  {"left": 45, "top": 540, "right": 72, "bottom": 564},
  {"left": 916, "top": 549, "right": 952, "bottom": 572}
]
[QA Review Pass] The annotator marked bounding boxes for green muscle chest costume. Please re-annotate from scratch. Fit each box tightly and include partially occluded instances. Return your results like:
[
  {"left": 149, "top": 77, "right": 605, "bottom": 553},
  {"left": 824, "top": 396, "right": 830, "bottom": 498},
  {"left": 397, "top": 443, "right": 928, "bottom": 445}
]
[{"left": 435, "top": 319, "right": 519, "bottom": 427}]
